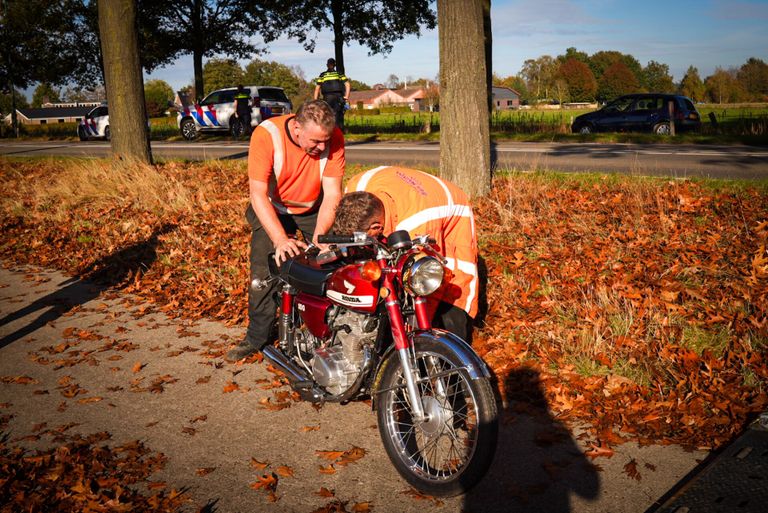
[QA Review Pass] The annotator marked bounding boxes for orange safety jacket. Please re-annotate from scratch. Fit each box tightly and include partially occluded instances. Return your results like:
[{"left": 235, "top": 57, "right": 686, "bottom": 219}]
[{"left": 345, "top": 166, "right": 479, "bottom": 318}]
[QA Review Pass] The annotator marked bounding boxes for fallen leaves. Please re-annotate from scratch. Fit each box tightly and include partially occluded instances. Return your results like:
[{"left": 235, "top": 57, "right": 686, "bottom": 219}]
[{"left": 315, "top": 446, "right": 367, "bottom": 474}]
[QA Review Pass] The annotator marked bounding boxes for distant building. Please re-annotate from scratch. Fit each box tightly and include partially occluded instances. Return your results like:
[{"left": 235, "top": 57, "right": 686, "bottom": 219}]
[
  {"left": 492, "top": 86, "right": 521, "bottom": 110},
  {"left": 3, "top": 101, "right": 104, "bottom": 125},
  {"left": 348, "top": 86, "right": 431, "bottom": 112}
]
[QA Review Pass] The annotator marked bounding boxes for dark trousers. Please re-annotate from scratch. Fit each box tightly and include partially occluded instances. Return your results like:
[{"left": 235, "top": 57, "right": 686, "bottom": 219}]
[
  {"left": 238, "top": 110, "right": 252, "bottom": 135},
  {"left": 323, "top": 94, "right": 345, "bottom": 131},
  {"left": 245, "top": 204, "right": 318, "bottom": 347},
  {"left": 433, "top": 301, "right": 473, "bottom": 344}
]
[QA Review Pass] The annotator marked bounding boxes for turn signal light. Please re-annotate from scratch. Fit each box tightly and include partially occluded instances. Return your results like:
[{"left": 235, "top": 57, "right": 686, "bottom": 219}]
[{"left": 360, "top": 260, "right": 382, "bottom": 281}]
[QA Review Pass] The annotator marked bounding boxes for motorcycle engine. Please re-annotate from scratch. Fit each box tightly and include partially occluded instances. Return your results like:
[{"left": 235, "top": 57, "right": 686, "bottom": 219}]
[{"left": 312, "top": 309, "right": 377, "bottom": 395}]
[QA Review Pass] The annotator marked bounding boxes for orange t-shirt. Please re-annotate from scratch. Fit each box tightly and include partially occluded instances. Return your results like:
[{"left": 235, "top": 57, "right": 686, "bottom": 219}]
[{"left": 248, "top": 115, "right": 345, "bottom": 215}]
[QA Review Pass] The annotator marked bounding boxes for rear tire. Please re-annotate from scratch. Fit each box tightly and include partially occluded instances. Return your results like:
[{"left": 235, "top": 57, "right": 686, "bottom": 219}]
[
  {"left": 103, "top": 126, "right": 110, "bottom": 141},
  {"left": 653, "top": 122, "right": 671, "bottom": 135},
  {"left": 376, "top": 338, "right": 498, "bottom": 497},
  {"left": 180, "top": 118, "right": 197, "bottom": 140},
  {"left": 578, "top": 124, "right": 593, "bottom": 134},
  {"left": 230, "top": 117, "right": 245, "bottom": 138},
  {"left": 78, "top": 126, "right": 87, "bottom": 141}
]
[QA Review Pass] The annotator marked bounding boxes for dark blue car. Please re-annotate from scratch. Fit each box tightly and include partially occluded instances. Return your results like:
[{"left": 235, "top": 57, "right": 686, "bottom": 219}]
[{"left": 572, "top": 94, "right": 701, "bottom": 135}]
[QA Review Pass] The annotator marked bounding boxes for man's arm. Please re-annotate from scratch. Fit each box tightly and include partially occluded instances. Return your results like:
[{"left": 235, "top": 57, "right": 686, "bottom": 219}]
[
  {"left": 312, "top": 175, "right": 343, "bottom": 244},
  {"left": 313, "top": 84, "right": 321, "bottom": 100},
  {"left": 344, "top": 80, "right": 351, "bottom": 99},
  {"left": 249, "top": 178, "right": 307, "bottom": 262}
]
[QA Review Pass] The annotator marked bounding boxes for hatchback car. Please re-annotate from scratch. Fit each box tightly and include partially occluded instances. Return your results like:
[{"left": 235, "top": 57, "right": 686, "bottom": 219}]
[
  {"left": 571, "top": 94, "right": 701, "bottom": 135},
  {"left": 77, "top": 105, "right": 110, "bottom": 140},
  {"left": 176, "top": 85, "right": 292, "bottom": 140}
]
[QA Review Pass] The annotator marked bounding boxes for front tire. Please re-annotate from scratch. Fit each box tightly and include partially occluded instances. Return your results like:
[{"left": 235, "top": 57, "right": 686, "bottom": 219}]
[
  {"left": 376, "top": 338, "right": 498, "bottom": 496},
  {"left": 103, "top": 126, "right": 110, "bottom": 141},
  {"left": 77, "top": 126, "right": 87, "bottom": 141},
  {"left": 578, "top": 124, "right": 592, "bottom": 134}
]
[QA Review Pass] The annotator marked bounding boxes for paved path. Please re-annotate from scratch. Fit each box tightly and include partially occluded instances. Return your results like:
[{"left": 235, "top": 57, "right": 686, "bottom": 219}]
[{"left": 0, "top": 264, "right": 707, "bottom": 512}]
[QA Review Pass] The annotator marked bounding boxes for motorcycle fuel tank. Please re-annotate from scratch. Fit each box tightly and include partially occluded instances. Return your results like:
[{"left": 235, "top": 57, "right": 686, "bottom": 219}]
[{"left": 325, "top": 264, "right": 379, "bottom": 313}]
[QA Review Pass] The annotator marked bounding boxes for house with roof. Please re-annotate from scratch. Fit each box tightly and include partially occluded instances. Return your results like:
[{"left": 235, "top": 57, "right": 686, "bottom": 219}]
[
  {"left": 3, "top": 101, "right": 103, "bottom": 125},
  {"left": 492, "top": 86, "right": 521, "bottom": 110},
  {"left": 348, "top": 89, "right": 405, "bottom": 110}
]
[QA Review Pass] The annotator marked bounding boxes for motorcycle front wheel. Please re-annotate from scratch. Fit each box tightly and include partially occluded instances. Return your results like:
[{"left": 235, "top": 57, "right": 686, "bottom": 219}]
[{"left": 376, "top": 338, "right": 498, "bottom": 496}]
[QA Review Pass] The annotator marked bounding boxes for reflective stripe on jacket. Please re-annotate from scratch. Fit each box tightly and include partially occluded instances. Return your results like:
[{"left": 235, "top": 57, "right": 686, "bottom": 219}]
[{"left": 345, "top": 166, "right": 479, "bottom": 317}]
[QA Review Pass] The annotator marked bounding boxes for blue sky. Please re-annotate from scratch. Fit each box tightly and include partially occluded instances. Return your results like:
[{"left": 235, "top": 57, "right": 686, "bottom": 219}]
[{"left": 141, "top": 0, "right": 768, "bottom": 92}]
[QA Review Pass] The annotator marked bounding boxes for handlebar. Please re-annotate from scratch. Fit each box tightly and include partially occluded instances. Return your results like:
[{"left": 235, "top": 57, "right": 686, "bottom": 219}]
[{"left": 317, "top": 232, "right": 369, "bottom": 245}]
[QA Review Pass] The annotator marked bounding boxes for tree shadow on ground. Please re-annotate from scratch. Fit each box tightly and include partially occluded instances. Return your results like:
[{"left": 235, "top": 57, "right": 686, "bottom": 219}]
[
  {"left": 0, "top": 224, "right": 174, "bottom": 349},
  {"left": 463, "top": 367, "right": 600, "bottom": 512}
]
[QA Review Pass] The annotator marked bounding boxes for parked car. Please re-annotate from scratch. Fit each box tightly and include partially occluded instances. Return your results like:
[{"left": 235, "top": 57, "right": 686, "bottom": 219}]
[
  {"left": 571, "top": 94, "right": 701, "bottom": 135},
  {"left": 175, "top": 86, "right": 292, "bottom": 140},
  {"left": 77, "top": 105, "right": 110, "bottom": 141}
]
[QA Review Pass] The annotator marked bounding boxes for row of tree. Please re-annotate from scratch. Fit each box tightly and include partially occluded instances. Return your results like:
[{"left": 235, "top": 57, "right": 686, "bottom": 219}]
[{"left": 494, "top": 48, "right": 768, "bottom": 104}]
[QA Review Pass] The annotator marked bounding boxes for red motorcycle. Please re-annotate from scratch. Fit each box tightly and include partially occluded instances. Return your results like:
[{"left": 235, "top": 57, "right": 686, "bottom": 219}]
[{"left": 257, "top": 229, "right": 498, "bottom": 496}]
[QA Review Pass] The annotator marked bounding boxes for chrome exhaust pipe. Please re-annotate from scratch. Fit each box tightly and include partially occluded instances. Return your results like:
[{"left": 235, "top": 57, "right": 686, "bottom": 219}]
[{"left": 262, "top": 345, "right": 325, "bottom": 402}]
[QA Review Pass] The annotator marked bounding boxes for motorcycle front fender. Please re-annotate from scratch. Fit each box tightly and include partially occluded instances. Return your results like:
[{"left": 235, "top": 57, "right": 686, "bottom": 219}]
[{"left": 371, "top": 328, "right": 492, "bottom": 410}]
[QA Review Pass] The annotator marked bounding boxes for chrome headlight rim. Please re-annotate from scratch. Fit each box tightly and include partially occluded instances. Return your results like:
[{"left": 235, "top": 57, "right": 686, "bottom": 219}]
[{"left": 403, "top": 254, "right": 444, "bottom": 296}]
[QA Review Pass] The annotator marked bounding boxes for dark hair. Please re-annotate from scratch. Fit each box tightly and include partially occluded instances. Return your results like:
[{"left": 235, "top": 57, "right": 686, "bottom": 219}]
[
  {"left": 332, "top": 191, "right": 384, "bottom": 234},
  {"left": 295, "top": 100, "right": 336, "bottom": 132},
  {"left": 327, "top": 58, "right": 336, "bottom": 67}
]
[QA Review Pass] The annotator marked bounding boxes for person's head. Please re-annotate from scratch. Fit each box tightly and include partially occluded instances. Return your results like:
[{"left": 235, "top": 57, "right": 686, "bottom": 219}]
[
  {"left": 237, "top": 84, "right": 244, "bottom": 92},
  {"left": 327, "top": 58, "right": 336, "bottom": 70},
  {"left": 333, "top": 191, "right": 385, "bottom": 237},
  {"left": 292, "top": 100, "right": 336, "bottom": 156}
]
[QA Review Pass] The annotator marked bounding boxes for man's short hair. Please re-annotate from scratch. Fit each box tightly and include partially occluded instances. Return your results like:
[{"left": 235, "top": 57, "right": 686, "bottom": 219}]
[
  {"left": 295, "top": 100, "right": 336, "bottom": 132},
  {"left": 332, "top": 191, "right": 385, "bottom": 234},
  {"left": 327, "top": 58, "right": 336, "bottom": 67}
]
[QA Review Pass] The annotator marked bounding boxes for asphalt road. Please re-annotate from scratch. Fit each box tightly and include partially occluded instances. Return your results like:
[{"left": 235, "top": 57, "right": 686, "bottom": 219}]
[{"left": 2, "top": 139, "right": 767, "bottom": 179}]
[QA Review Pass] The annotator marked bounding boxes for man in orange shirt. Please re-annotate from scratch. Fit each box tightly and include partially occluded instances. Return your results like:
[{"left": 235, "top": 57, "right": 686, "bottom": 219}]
[
  {"left": 226, "top": 100, "right": 345, "bottom": 362},
  {"left": 335, "top": 166, "right": 478, "bottom": 342}
]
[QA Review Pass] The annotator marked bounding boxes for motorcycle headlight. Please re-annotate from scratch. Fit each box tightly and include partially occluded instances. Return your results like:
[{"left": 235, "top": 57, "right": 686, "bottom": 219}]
[{"left": 403, "top": 253, "right": 444, "bottom": 296}]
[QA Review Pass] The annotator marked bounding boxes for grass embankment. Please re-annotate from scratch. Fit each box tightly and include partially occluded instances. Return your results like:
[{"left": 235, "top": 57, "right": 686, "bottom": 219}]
[{"left": 1, "top": 157, "right": 766, "bottom": 448}]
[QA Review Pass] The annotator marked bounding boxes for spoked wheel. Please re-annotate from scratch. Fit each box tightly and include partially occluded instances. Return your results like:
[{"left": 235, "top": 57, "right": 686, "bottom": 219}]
[{"left": 376, "top": 339, "right": 498, "bottom": 496}]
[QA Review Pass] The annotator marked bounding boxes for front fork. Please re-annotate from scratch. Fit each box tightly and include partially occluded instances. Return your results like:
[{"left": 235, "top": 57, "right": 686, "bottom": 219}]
[{"left": 382, "top": 269, "right": 434, "bottom": 423}]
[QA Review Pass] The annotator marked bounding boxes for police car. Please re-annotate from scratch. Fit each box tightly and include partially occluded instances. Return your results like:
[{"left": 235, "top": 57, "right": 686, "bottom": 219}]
[
  {"left": 77, "top": 104, "right": 110, "bottom": 141},
  {"left": 176, "top": 86, "right": 292, "bottom": 140}
]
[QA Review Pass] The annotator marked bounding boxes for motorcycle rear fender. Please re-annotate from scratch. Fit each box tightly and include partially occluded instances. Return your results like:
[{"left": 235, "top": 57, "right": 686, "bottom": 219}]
[{"left": 371, "top": 329, "right": 492, "bottom": 411}]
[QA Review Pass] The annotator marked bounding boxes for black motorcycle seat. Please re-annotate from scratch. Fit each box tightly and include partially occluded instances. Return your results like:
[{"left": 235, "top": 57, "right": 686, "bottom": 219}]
[{"left": 279, "top": 257, "right": 337, "bottom": 296}]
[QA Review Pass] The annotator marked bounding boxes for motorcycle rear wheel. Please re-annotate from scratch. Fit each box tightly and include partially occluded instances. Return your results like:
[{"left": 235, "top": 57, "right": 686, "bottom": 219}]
[{"left": 376, "top": 338, "right": 498, "bottom": 496}]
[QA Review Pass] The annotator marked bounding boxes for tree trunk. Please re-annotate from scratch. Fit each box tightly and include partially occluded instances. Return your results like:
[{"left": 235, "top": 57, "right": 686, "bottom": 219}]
[
  {"left": 331, "top": 0, "right": 345, "bottom": 74},
  {"left": 98, "top": 0, "right": 152, "bottom": 164},
  {"left": 192, "top": 0, "right": 204, "bottom": 98},
  {"left": 437, "top": 0, "right": 490, "bottom": 198},
  {"left": 483, "top": 0, "right": 492, "bottom": 113}
]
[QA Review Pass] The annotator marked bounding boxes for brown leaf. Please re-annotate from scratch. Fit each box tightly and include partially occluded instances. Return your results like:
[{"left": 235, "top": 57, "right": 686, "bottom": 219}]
[
  {"left": 250, "top": 473, "right": 278, "bottom": 492},
  {"left": 352, "top": 503, "right": 373, "bottom": 512},
  {"left": 196, "top": 467, "right": 216, "bottom": 476},
  {"left": 316, "top": 487, "right": 335, "bottom": 498},
  {"left": 250, "top": 458, "right": 269, "bottom": 470},
  {"left": 223, "top": 381, "right": 240, "bottom": 393},
  {"left": 318, "top": 464, "right": 337, "bottom": 475},
  {"left": 275, "top": 465, "right": 294, "bottom": 478},
  {"left": 77, "top": 397, "right": 103, "bottom": 404},
  {"left": 301, "top": 425, "right": 321, "bottom": 432},
  {"left": 132, "top": 362, "right": 145, "bottom": 373},
  {"left": 585, "top": 441, "right": 614, "bottom": 460},
  {"left": 181, "top": 427, "right": 197, "bottom": 436},
  {"left": 196, "top": 375, "right": 211, "bottom": 384},
  {"left": 624, "top": 459, "right": 641, "bottom": 481},
  {"left": 316, "top": 450, "right": 346, "bottom": 461}
]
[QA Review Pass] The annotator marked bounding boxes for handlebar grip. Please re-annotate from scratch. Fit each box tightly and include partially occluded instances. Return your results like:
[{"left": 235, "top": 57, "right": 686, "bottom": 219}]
[{"left": 317, "top": 234, "right": 356, "bottom": 244}]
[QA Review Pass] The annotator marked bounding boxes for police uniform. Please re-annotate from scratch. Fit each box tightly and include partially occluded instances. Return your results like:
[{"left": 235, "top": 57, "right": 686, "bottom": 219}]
[
  {"left": 234, "top": 89, "right": 251, "bottom": 135},
  {"left": 316, "top": 69, "right": 349, "bottom": 129}
]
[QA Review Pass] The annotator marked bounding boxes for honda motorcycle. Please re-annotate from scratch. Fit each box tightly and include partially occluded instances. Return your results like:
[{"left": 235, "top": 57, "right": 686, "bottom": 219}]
[{"left": 255, "top": 229, "right": 498, "bottom": 497}]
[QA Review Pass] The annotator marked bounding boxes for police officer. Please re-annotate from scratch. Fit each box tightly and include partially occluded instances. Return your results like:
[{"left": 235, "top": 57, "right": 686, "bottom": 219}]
[
  {"left": 234, "top": 84, "right": 252, "bottom": 137},
  {"left": 314, "top": 58, "right": 351, "bottom": 131}
]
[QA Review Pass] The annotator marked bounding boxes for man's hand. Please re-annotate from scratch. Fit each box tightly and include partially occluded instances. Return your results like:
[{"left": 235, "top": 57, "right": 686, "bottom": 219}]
[{"left": 274, "top": 237, "right": 307, "bottom": 264}]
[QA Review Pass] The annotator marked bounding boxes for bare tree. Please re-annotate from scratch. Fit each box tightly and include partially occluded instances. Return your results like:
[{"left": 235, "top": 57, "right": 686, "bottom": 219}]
[
  {"left": 98, "top": 0, "right": 152, "bottom": 164},
  {"left": 437, "top": 0, "right": 490, "bottom": 197}
]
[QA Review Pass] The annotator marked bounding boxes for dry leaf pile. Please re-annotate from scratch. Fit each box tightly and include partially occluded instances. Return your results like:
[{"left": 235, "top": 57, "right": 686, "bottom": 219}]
[{"left": 1, "top": 160, "right": 767, "bottom": 454}]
